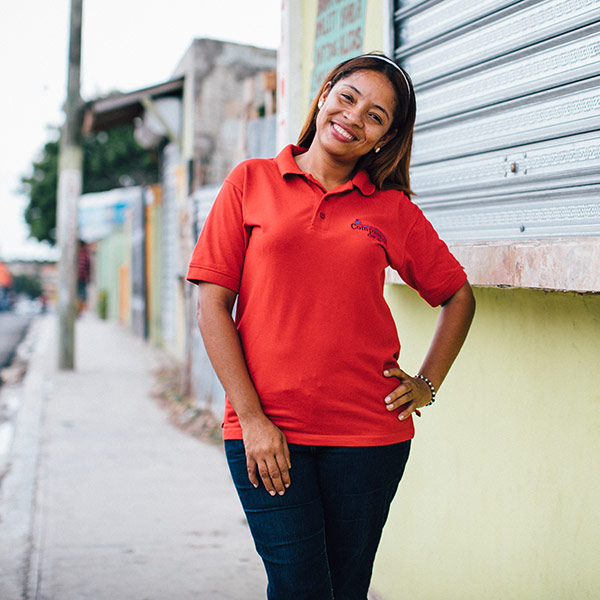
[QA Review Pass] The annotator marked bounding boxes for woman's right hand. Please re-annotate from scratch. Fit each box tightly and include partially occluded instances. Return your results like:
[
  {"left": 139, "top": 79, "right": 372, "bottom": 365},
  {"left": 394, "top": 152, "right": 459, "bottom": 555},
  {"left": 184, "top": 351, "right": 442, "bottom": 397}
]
[{"left": 241, "top": 415, "right": 291, "bottom": 496}]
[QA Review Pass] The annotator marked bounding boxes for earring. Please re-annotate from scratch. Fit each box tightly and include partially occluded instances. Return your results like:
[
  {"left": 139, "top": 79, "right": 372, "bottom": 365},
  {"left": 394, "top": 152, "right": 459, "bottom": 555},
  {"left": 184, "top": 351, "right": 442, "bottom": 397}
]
[
  {"left": 375, "top": 147, "right": 381, "bottom": 153},
  {"left": 318, "top": 100, "right": 323, "bottom": 109}
]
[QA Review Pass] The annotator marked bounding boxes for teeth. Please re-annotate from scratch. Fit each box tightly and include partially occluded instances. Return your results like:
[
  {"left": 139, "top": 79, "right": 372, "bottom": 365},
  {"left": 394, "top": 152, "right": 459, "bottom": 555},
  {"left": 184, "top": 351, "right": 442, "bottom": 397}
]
[{"left": 332, "top": 123, "right": 354, "bottom": 141}]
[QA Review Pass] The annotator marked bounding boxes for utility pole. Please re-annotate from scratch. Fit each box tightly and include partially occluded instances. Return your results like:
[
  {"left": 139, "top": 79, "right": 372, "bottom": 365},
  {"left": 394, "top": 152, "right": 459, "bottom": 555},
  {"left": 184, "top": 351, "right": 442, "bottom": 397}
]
[{"left": 56, "top": 0, "right": 83, "bottom": 369}]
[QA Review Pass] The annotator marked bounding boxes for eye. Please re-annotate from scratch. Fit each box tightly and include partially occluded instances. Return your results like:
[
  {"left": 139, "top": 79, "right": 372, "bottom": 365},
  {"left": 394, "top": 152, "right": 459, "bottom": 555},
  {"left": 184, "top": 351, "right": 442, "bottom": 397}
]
[
  {"left": 340, "top": 92, "right": 353, "bottom": 103},
  {"left": 369, "top": 113, "right": 383, "bottom": 124}
]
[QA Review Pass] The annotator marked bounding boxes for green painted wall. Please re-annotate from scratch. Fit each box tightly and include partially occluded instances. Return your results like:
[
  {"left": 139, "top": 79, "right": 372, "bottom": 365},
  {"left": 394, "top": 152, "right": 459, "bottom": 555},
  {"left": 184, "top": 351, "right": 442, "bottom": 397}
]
[
  {"left": 95, "top": 228, "right": 127, "bottom": 323},
  {"left": 147, "top": 195, "right": 163, "bottom": 347},
  {"left": 373, "top": 284, "right": 600, "bottom": 599}
]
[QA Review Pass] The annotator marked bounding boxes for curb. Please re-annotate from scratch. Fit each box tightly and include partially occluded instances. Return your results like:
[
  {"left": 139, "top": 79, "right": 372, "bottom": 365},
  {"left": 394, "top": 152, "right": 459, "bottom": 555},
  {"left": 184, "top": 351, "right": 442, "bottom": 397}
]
[{"left": 0, "top": 315, "right": 54, "bottom": 599}]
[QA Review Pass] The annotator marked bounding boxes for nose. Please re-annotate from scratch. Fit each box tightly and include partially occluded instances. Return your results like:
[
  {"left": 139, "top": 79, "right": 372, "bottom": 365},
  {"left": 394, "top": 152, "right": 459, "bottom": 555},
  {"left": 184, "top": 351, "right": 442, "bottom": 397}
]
[{"left": 343, "top": 105, "right": 363, "bottom": 128}]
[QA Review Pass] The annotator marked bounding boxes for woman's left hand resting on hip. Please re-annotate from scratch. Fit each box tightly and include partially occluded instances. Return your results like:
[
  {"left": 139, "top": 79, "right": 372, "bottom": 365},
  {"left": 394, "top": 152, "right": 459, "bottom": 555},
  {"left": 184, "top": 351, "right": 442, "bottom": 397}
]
[
  {"left": 383, "top": 367, "right": 433, "bottom": 420},
  {"left": 383, "top": 281, "right": 476, "bottom": 420}
]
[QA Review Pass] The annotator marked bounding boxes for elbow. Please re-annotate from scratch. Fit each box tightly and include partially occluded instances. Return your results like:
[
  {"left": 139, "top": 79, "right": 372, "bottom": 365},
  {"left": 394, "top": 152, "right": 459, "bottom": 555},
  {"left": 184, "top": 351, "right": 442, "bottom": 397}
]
[
  {"left": 459, "top": 279, "right": 475, "bottom": 305},
  {"left": 466, "top": 280, "right": 476, "bottom": 314},
  {"left": 195, "top": 295, "right": 206, "bottom": 331},
  {"left": 195, "top": 284, "right": 213, "bottom": 331},
  {"left": 444, "top": 280, "right": 476, "bottom": 321},
  {"left": 196, "top": 282, "right": 236, "bottom": 331},
  {"left": 458, "top": 280, "right": 476, "bottom": 323}
]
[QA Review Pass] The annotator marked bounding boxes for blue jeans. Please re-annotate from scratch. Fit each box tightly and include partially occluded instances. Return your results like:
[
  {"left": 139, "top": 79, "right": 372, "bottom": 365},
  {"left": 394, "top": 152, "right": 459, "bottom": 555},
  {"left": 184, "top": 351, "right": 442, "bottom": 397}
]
[{"left": 225, "top": 440, "right": 411, "bottom": 600}]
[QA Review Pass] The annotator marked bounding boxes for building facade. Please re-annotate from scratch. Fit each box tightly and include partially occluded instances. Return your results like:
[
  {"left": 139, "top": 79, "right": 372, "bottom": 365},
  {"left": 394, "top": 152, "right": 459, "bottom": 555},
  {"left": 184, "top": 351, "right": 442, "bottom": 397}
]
[{"left": 82, "top": 39, "right": 277, "bottom": 413}]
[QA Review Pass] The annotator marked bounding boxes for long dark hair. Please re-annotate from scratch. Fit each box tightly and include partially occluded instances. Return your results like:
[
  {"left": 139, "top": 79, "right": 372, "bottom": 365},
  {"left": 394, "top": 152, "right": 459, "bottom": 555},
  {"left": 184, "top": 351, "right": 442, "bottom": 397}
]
[{"left": 297, "top": 53, "right": 416, "bottom": 194}]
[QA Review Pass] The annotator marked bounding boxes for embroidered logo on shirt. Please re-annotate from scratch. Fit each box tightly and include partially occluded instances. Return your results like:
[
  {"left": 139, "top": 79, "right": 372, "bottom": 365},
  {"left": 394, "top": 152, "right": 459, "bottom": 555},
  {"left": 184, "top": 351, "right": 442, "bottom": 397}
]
[{"left": 350, "top": 219, "right": 387, "bottom": 244}]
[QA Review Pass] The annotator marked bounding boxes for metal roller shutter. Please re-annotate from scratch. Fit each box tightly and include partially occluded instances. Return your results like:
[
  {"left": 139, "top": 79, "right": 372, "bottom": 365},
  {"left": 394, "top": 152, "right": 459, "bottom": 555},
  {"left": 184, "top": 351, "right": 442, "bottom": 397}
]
[{"left": 393, "top": 0, "right": 600, "bottom": 241}]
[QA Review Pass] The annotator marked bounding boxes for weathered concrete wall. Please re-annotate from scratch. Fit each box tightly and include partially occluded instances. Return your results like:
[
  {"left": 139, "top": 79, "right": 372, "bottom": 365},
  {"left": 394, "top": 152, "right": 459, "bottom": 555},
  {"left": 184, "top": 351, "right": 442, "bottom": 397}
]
[{"left": 173, "top": 38, "right": 277, "bottom": 188}]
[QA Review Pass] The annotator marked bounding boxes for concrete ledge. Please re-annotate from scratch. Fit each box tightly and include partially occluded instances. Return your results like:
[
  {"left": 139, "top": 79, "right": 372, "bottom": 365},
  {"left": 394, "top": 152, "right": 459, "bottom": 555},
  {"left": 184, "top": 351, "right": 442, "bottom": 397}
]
[{"left": 386, "top": 237, "right": 600, "bottom": 293}]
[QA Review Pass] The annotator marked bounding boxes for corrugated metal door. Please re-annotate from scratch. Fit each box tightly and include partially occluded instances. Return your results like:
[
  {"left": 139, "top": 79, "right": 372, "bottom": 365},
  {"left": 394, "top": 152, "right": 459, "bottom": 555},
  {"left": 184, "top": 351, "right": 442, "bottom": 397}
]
[{"left": 393, "top": 0, "right": 600, "bottom": 241}]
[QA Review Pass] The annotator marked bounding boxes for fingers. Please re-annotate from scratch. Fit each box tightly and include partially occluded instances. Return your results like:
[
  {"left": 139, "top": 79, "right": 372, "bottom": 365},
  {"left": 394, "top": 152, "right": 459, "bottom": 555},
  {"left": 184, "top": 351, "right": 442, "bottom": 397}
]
[
  {"left": 383, "top": 368, "right": 411, "bottom": 414},
  {"left": 383, "top": 368, "right": 425, "bottom": 420},
  {"left": 396, "top": 400, "right": 417, "bottom": 421},
  {"left": 283, "top": 440, "right": 292, "bottom": 470},
  {"left": 384, "top": 395, "right": 416, "bottom": 420},
  {"left": 383, "top": 366, "right": 410, "bottom": 380},
  {"left": 245, "top": 434, "right": 291, "bottom": 497},
  {"left": 246, "top": 456, "right": 260, "bottom": 489},
  {"left": 250, "top": 452, "right": 291, "bottom": 496}
]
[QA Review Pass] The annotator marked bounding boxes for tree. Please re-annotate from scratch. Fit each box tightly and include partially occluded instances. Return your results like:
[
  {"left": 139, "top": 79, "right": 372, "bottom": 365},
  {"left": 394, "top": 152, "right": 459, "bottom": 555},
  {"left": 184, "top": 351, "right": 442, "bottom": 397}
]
[
  {"left": 23, "top": 136, "right": 60, "bottom": 244},
  {"left": 22, "top": 124, "right": 159, "bottom": 245}
]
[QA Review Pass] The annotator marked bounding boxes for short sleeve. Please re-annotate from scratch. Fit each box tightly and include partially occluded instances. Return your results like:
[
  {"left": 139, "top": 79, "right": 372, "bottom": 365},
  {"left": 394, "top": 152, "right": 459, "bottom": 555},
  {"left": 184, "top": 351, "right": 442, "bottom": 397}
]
[
  {"left": 391, "top": 204, "right": 467, "bottom": 307},
  {"left": 186, "top": 172, "right": 249, "bottom": 292}
]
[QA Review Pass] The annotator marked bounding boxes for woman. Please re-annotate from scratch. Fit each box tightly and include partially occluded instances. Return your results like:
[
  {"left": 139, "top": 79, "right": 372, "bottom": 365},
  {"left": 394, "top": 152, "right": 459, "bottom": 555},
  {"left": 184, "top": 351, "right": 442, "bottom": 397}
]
[{"left": 187, "top": 53, "right": 475, "bottom": 600}]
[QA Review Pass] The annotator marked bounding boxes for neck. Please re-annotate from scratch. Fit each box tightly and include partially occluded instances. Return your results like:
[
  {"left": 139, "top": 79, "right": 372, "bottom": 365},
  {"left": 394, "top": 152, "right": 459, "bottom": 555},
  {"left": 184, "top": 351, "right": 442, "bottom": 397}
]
[{"left": 295, "top": 144, "right": 357, "bottom": 191}]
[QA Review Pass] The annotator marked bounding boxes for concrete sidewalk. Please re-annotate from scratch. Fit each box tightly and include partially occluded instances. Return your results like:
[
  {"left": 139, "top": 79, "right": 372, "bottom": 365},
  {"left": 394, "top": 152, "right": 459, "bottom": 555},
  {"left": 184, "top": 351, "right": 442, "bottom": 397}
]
[{"left": 0, "top": 313, "right": 266, "bottom": 600}]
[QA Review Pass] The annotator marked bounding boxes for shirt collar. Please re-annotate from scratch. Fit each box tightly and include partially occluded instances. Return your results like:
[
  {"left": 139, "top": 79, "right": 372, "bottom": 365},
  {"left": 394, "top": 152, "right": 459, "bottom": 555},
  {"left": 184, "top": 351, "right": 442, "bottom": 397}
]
[{"left": 275, "top": 144, "right": 377, "bottom": 197}]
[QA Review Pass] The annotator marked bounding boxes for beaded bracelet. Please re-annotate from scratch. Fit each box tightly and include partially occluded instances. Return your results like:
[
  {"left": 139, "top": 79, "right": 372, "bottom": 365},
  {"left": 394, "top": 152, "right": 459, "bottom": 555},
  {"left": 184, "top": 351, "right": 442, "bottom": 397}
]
[{"left": 415, "top": 374, "right": 436, "bottom": 406}]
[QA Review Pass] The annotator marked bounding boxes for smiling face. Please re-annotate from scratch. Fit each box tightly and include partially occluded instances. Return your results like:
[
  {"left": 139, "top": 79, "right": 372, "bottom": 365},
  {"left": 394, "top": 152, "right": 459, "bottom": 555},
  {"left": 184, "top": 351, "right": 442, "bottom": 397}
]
[{"left": 315, "top": 69, "right": 398, "bottom": 166}]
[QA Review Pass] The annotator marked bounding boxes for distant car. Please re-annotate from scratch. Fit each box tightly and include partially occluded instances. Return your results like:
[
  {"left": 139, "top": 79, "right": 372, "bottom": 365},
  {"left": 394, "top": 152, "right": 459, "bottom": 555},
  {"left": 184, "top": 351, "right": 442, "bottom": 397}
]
[{"left": 0, "top": 287, "right": 14, "bottom": 311}]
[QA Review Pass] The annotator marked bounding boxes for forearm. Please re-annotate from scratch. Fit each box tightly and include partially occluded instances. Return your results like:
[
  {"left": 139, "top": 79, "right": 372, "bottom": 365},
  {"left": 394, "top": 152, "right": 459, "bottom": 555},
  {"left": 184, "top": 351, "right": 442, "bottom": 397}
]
[
  {"left": 418, "top": 281, "right": 476, "bottom": 390},
  {"left": 196, "top": 283, "right": 266, "bottom": 427},
  {"left": 197, "top": 282, "right": 291, "bottom": 495}
]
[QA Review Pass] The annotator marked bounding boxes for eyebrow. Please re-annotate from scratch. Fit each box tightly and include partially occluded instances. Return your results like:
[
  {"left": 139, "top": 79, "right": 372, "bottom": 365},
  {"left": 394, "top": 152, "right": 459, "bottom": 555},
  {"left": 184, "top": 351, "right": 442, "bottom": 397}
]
[{"left": 342, "top": 84, "right": 391, "bottom": 120}]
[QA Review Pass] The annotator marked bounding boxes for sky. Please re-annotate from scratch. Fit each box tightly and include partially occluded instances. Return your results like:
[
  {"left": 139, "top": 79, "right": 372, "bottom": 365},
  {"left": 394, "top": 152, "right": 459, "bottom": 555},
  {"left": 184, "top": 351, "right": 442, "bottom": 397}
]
[{"left": 0, "top": 0, "right": 281, "bottom": 261}]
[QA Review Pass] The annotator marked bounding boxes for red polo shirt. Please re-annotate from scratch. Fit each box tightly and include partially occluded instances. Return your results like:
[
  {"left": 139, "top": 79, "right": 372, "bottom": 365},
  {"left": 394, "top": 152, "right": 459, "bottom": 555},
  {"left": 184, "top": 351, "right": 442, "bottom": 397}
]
[{"left": 187, "top": 145, "right": 466, "bottom": 446}]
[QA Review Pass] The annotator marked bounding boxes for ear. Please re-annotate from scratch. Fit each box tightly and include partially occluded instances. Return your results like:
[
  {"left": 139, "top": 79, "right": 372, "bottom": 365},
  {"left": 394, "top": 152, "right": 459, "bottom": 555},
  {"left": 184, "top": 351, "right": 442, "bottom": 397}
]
[{"left": 319, "top": 81, "right": 332, "bottom": 106}]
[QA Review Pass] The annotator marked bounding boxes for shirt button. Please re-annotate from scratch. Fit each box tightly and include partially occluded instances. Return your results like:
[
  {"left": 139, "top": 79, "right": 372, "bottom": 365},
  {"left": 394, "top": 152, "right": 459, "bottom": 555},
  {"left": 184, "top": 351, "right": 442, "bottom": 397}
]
[{"left": 320, "top": 212, "right": 326, "bottom": 219}]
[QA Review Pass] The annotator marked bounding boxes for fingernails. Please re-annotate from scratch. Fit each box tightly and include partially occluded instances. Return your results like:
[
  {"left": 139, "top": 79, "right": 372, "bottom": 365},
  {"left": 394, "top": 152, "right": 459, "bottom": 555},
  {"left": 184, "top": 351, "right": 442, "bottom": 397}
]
[
  {"left": 383, "top": 370, "right": 389, "bottom": 375},
  {"left": 384, "top": 396, "right": 391, "bottom": 403},
  {"left": 269, "top": 490, "right": 276, "bottom": 496},
  {"left": 278, "top": 490, "right": 285, "bottom": 496}
]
